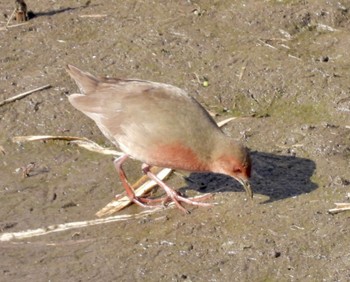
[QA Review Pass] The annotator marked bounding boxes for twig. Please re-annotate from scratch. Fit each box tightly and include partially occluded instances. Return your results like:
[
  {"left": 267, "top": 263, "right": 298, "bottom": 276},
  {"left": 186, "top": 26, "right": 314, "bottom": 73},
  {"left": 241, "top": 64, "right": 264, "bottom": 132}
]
[
  {"left": 217, "top": 117, "right": 237, "bottom": 127},
  {"left": 13, "top": 135, "right": 90, "bottom": 143},
  {"left": 2, "top": 22, "right": 29, "bottom": 30},
  {"left": 71, "top": 140, "right": 123, "bottom": 156},
  {"left": 193, "top": 72, "right": 201, "bottom": 84},
  {"left": 5, "top": 8, "right": 16, "bottom": 28},
  {"left": 0, "top": 208, "right": 166, "bottom": 242},
  {"left": 0, "top": 192, "right": 215, "bottom": 242},
  {"left": 328, "top": 203, "right": 350, "bottom": 214},
  {"left": 238, "top": 61, "right": 248, "bottom": 81},
  {"left": 258, "top": 39, "right": 278, "bottom": 50},
  {"left": 13, "top": 135, "right": 123, "bottom": 156},
  {"left": 0, "top": 239, "right": 95, "bottom": 246},
  {"left": 96, "top": 168, "right": 173, "bottom": 217},
  {"left": 316, "top": 24, "right": 337, "bottom": 32},
  {"left": 0, "top": 84, "right": 51, "bottom": 107},
  {"left": 0, "top": 145, "right": 5, "bottom": 155},
  {"left": 288, "top": 54, "right": 302, "bottom": 61}
]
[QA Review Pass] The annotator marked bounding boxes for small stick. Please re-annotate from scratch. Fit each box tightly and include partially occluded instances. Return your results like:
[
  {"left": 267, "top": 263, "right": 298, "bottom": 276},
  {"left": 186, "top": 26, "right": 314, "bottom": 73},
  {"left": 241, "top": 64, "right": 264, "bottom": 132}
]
[
  {"left": 2, "top": 22, "right": 29, "bottom": 30},
  {"left": 0, "top": 145, "right": 5, "bottom": 155},
  {"left": 0, "top": 194, "right": 212, "bottom": 242},
  {"left": 288, "top": 54, "right": 302, "bottom": 61},
  {"left": 12, "top": 135, "right": 123, "bottom": 156},
  {"left": 193, "top": 72, "right": 201, "bottom": 84},
  {"left": 238, "top": 61, "right": 248, "bottom": 81},
  {"left": 0, "top": 208, "right": 165, "bottom": 242},
  {"left": 328, "top": 203, "right": 350, "bottom": 214},
  {"left": 0, "top": 84, "right": 51, "bottom": 107},
  {"left": 1, "top": 238, "right": 95, "bottom": 246},
  {"left": 95, "top": 168, "right": 173, "bottom": 217},
  {"left": 5, "top": 8, "right": 16, "bottom": 28},
  {"left": 217, "top": 117, "right": 237, "bottom": 127},
  {"left": 71, "top": 140, "right": 123, "bottom": 156},
  {"left": 258, "top": 39, "right": 277, "bottom": 50},
  {"left": 13, "top": 135, "right": 90, "bottom": 143}
]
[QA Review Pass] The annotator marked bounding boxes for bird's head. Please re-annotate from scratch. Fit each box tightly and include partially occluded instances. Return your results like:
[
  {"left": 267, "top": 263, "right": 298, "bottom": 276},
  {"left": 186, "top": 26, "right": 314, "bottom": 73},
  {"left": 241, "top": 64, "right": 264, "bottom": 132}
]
[{"left": 210, "top": 141, "right": 252, "bottom": 199}]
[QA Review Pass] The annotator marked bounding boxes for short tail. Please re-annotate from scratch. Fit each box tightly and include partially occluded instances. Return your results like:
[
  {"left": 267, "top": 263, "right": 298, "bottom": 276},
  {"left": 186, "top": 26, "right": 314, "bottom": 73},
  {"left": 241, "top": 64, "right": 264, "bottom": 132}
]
[{"left": 66, "top": 65, "right": 99, "bottom": 95}]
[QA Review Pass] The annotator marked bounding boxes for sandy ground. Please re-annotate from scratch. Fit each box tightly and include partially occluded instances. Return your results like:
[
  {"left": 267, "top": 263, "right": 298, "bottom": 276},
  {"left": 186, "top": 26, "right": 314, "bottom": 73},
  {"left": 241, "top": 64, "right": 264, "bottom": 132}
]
[{"left": 1, "top": 0, "right": 350, "bottom": 281}]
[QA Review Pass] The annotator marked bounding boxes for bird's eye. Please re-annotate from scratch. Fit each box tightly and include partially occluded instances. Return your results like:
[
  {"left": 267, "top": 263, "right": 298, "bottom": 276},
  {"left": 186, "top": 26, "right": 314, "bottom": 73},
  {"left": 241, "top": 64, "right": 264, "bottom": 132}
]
[{"left": 233, "top": 168, "right": 242, "bottom": 174}]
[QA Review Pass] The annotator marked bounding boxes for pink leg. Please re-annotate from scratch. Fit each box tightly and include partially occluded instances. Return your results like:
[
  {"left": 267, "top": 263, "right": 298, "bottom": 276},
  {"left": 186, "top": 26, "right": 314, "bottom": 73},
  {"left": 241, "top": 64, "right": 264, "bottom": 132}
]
[
  {"left": 113, "top": 155, "right": 161, "bottom": 209},
  {"left": 142, "top": 163, "right": 213, "bottom": 213}
]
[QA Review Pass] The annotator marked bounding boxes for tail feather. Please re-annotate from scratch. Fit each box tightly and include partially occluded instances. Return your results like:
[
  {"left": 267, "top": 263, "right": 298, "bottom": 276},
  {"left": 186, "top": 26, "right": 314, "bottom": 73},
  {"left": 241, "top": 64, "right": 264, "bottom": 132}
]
[{"left": 66, "top": 64, "right": 99, "bottom": 95}]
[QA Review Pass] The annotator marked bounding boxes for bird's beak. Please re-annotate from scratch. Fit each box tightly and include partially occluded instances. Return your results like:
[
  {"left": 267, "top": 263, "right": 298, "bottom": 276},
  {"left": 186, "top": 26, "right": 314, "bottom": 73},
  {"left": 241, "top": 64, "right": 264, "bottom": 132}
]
[{"left": 238, "top": 178, "right": 253, "bottom": 200}]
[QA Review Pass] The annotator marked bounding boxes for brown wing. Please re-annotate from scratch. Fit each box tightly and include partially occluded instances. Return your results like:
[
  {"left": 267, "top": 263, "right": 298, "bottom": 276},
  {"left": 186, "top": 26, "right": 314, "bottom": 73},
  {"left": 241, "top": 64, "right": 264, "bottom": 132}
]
[{"left": 67, "top": 65, "right": 223, "bottom": 166}]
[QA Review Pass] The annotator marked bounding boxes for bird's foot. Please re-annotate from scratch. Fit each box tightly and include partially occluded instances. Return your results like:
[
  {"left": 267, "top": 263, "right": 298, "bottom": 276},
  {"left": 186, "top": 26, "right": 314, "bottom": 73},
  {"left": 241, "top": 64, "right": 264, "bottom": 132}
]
[
  {"left": 133, "top": 194, "right": 214, "bottom": 212},
  {"left": 131, "top": 197, "right": 164, "bottom": 209},
  {"left": 163, "top": 192, "right": 214, "bottom": 213},
  {"left": 141, "top": 163, "right": 214, "bottom": 213},
  {"left": 114, "top": 193, "right": 165, "bottom": 209},
  {"left": 116, "top": 190, "right": 214, "bottom": 212}
]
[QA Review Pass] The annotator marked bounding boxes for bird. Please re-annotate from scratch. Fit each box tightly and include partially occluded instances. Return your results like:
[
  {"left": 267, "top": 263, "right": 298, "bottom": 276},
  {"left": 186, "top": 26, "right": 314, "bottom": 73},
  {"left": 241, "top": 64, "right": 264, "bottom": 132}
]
[
  {"left": 15, "top": 0, "right": 28, "bottom": 22},
  {"left": 66, "top": 65, "right": 252, "bottom": 213}
]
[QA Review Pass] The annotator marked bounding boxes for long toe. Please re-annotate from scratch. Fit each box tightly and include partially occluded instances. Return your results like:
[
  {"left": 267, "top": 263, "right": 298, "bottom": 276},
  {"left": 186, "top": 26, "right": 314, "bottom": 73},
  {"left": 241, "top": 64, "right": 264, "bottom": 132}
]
[
  {"left": 166, "top": 193, "right": 214, "bottom": 213},
  {"left": 175, "top": 194, "right": 214, "bottom": 207},
  {"left": 131, "top": 197, "right": 163, "bottom": 209}
]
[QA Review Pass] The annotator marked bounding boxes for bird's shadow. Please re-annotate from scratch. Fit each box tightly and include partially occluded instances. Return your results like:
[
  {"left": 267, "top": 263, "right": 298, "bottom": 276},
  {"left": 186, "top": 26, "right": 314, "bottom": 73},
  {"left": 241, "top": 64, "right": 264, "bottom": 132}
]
[
  {"left": 181, "top": 151, "right": 317, "bottom": 203},
  {"left": 28, "top": 2, "right": 97, "bottom": 19}
]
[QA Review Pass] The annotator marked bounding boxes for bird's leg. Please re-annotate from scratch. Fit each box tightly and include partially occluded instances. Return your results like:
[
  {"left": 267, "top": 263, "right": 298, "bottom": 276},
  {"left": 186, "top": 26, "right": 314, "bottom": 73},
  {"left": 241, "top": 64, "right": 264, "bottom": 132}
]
[
  {"left": 142, "top": 163, "right": 213, "bottom": 213},
  {"left": 113, "top": 155, "right": 161, "bottom": 208}
]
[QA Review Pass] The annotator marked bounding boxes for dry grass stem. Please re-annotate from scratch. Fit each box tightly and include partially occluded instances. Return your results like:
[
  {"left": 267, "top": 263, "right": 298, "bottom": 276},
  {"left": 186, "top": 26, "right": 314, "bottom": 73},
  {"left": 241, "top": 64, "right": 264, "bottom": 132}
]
[
  {"left": 0, "top": 192, "right": 212, "bottom": 242},
  {"left": 1, "top": 239, "right": 95, "bottom": 247},
  {"left": 238, "top": 61, "right": 248, "bottom": 81},
  {"left": 217, "top": 117, "right": 237, "bottom": 127},
  {"left": 193, "top": 72, "right": 201, "bottom": 83},
  {"left": 288, "top": 54, "right": 302, "bottom": 61},
  {"left": 0, "top": 84, "right": 51, "bottom": 106},
  {"left": 2, "top": 22, "right": 29, "bottom": 30},
  {"left": 0, "top": 208, "right": 166, "bottom": 242},
  {"left": 70, "top": 140, "right": 123, "bottom": 156},
  {"left": 5, "top": 8, "right": 16, "bottom": 27},
  {"left": 12, "top": 135, "right": 123, "bottom": 156},
  {"left": 316, "top": 24, "right": 337, "bottom": 32},
  {"left": 13, "top": 135, "right": 89, "bottom": 142},
  {"left": 96, "top": 168, "right": 172, "bottom": 217},
  {"left": 328, "top": 203, "right": 350, "bottom": 214},
  {"left": 258, "top": 39, "right": 277, "bottom": 50}
]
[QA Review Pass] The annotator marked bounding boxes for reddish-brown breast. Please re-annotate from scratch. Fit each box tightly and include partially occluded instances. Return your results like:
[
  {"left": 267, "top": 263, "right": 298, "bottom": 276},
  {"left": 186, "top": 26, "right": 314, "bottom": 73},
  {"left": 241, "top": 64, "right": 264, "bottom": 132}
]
[{"left": 146, "top": 141, "right": 211, "bottom": 172}]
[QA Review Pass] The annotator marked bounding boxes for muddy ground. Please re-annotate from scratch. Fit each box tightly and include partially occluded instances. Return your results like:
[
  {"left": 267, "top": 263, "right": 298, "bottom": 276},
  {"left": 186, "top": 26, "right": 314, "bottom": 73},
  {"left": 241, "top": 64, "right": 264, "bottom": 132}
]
[{"left": 1, "top": 0, "right": 350, "bottom": 281}]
